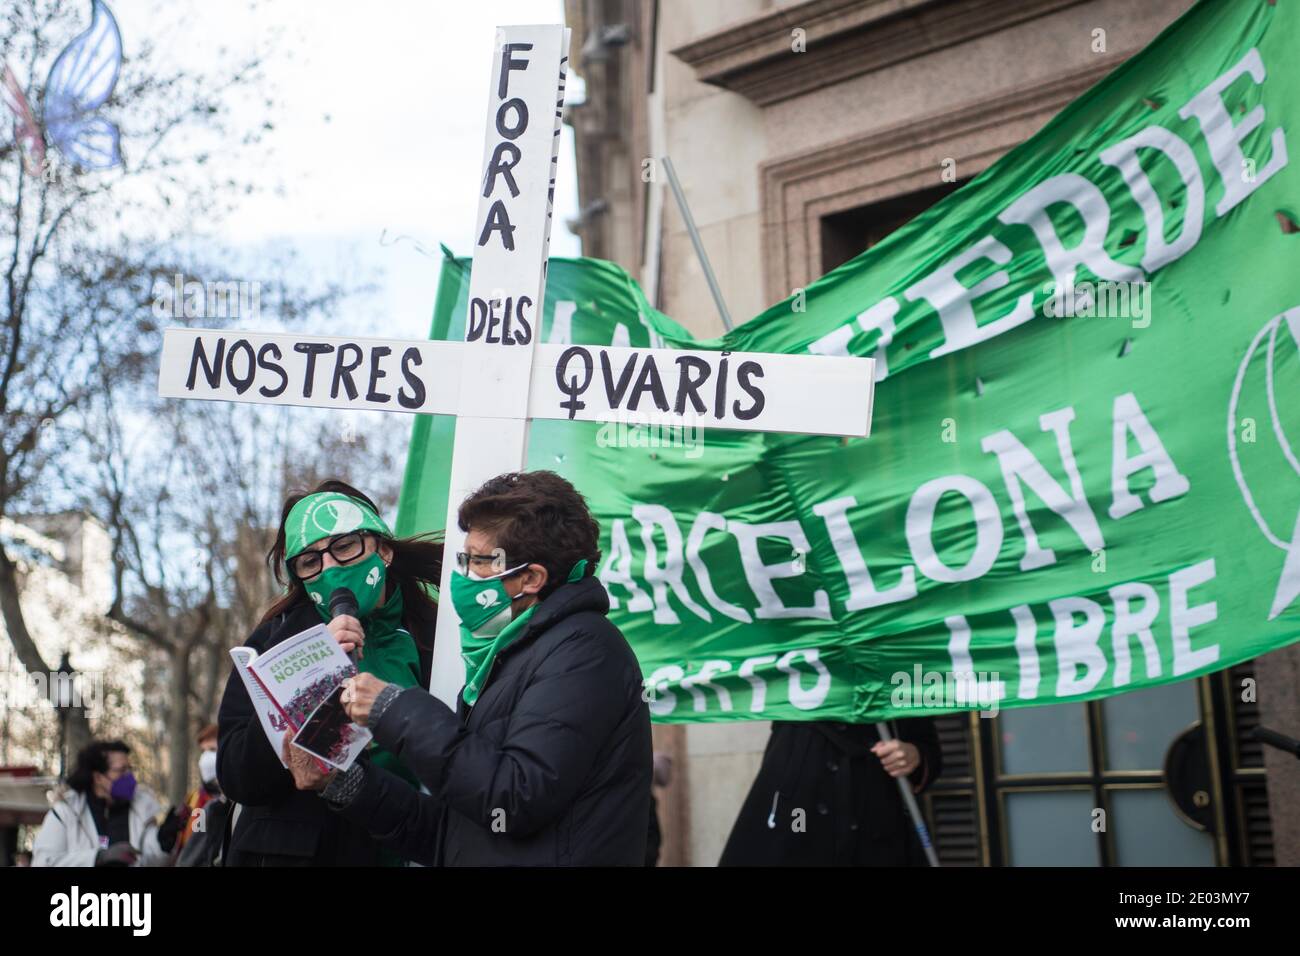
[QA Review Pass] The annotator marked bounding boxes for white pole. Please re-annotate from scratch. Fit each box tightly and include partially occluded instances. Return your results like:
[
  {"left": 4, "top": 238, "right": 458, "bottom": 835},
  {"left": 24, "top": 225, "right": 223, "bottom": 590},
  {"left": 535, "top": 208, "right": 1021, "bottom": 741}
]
[
  {"left": 875, "top": 721, "right": 941, "bottom": 867},
  {"left": 661, "top": 155, "right": 733, "bottom": 332}
]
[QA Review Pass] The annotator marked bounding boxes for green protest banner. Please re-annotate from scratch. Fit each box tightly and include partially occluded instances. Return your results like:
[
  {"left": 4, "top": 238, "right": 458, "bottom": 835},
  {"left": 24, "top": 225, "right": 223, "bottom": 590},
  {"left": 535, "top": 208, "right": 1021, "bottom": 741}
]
[{"left": 398, "top": 0, "right": 1300, "bottom": 722}]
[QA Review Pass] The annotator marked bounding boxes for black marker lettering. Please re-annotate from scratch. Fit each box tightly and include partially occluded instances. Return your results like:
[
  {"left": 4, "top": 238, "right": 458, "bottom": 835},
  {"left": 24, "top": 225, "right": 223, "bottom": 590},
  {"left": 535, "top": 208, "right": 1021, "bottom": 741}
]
[
  {"left": 478, "top": 200, "right": 516, "bottom": 250},
  {"left": 600, "top": 351, "right": 639, "bottom": 407},
  {"left": 733, "top": 361, "right": 766, "bottom": 420},
  {"left": 186, "top": 337, "right": 225, "bottom": 390},
  {"left": 495, "top": 99, "right": 528, "bottom": 140},
  {"left": 467, "top": 298, "right": 488, "bottom": 341},
  {"left": 483, "top": 142, "right": 521, "bottom": 199},
  {"left": 714, "top": 355, "right": 729, "bottom": 419},
  {"left": 485, "top": 298, "right": 502, "bottom": 344},
  {"left": 556, "top": 346, "right": 594, "bottom": 419},
  {"left": 366, "top": 346, "right": 392, "bottom": 403},
  {"left": 253, "top": 343, "right": 284, "bottom": 395},
  {"left": 330, "top": 343, "right": 364, "bottom": 400},
  {"left": 628, "top": 356, "right": 669, "bottom": 412},
  {"left": 514, "top": 296, "right": 532, "bottom": 345},
  {"left": 673, "top": 355, "right": 711, "bottom": 415},
  {"left": 398, "top": 348, "right": 425, "bottom": 409},
  {"left": 224, "top": 339, "right": 256, "bottom": 395},
  {"left": 498, "top": 43, "right": 532, "bottom": 98},
  {"left": 294, "top": 342, "right": 334, "bottom": 398},
  {"left": 256, "top": 343, "right": 288, "bottom": 397}
]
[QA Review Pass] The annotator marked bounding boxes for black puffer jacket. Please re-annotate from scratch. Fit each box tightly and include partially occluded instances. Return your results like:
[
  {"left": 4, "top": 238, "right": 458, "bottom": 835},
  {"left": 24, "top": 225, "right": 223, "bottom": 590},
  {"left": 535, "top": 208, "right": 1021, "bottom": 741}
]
[
  {"left": 330, "top": 575, "right": 653, "bottom": 866},
  {"left": 217, "top": 602, "right": 430, "bottom": 866}
]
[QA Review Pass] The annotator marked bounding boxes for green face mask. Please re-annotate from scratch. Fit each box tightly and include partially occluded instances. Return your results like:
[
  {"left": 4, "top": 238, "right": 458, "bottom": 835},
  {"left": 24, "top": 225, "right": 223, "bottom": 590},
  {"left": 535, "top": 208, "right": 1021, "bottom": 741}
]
[
  {"left": 304, "top": 551, "right": 388, "bottom": 622},
  {"left": 449, "top": 564, "right": 529, "bottom": 636}
]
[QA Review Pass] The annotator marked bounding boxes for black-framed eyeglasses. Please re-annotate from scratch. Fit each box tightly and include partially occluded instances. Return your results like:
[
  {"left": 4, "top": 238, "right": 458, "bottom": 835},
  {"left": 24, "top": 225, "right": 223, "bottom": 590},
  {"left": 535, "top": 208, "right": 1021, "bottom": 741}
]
[
  {"left": 289, "top": 531, "right": 371, "bottom": 580},
  {"left": 454, "top": 550, "right": 519, "bottom": 577}
]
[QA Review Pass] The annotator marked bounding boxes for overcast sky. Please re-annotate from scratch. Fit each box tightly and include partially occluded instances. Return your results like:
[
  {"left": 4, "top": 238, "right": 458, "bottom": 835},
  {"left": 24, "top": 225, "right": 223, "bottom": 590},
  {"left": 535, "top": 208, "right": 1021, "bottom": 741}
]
[{"left": 113, "top": 0, "right": 583, "bottom": 341}]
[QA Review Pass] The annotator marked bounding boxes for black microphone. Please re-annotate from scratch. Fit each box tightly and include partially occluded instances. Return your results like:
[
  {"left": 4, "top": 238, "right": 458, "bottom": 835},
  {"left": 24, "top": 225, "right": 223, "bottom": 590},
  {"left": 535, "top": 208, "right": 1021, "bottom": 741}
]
[{"left": 328, "top": 587, "right": 360, "bottom": 663}]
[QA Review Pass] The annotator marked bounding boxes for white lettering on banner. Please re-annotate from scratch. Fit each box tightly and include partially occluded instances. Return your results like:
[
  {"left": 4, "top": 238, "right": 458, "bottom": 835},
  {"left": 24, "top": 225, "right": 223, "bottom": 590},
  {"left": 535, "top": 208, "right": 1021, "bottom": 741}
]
[
  {"left": 680, "top": 659, "right": 732, "bottom": 712},
  {"left": 1050, "top": 596, "right": 1109, "bottom": 696},
  {"left": 1011, "top": 604, "right": 1040, "bottom": 699},
  {"left": 1178, "top": 48, "right": 1288, "bottom": 216},
  {"left": 905, "top": 235, "right": 1034, "bottom": 359},
  {"left": 643, "top": 649, "right": 833, "bottom": 717},
  {"left": 634, "top": 562, "right": 1222, "bottom": 717},
  {"left": 905, "top": 475, "right": 1003, "bottom": 583},
  {"left": 997, "top": 173, "right": 1145, "bottom": 293},
  {"left": 602, "top": 390, "right": 1187, "bottom": 623},
  {"left": 599, "top": 518, "right": 654, "bottom": 613},
  {"left": 1097, "top": 126, "right": 1205, "bottom": 273},
  {"left": 1109, "top": 391, "right": 1191, "bottom": 519},
  {"left": 1170, "top": 558, "right": 1220, "bottom": 675},
  {"left": 937, "top": 561, "right": 1220, "bottom": 705},
  {"left": 728, "top": 519, "right": 831, "bottom": 620},
  {"left": 808, "top": 299, "right": 899, "bottom": 382},
  {"left": 1109, "top": 582, "right": 1162, "bottom": 686},
  {"left": 812, "top": 48, "right": 1288, "bottom": 368},
  {"left": 634, "top": 504, "right": 713, "bottom": 624},
  {"left": 981, "top": 407, "right": 1104, "bottom": 572},
  {"left": 685, "top": 512, "right": 752, "bottom": 623},
  {"left": 813, "top": 494, "right": 918, "bottom": 610},
  {"left": 738, "top": 654, "right": 778, "bottom": 711},
  {"left": 945, "top": 616, "right": 1008, "bottom": 707},
  {"left": 603, "top": 386, "right": 1222, "bottom": 714}
]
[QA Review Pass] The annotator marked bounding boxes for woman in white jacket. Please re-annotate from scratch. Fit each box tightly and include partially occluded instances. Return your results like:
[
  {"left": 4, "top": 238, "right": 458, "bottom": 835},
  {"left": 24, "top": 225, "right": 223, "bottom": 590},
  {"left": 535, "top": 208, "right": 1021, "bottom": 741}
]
[{"left": 33, "top": 740, "right": 182, "bottom": 867}]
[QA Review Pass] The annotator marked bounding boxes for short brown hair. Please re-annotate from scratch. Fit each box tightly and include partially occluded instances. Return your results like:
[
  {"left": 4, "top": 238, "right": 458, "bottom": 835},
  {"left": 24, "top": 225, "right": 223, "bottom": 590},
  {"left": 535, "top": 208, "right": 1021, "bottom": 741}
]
[
  {"left": 197, "top": 723, "right": 219, "bottom": 746},
  {"left": 458, "top": 471, "right": 601, "bottom": 599}
]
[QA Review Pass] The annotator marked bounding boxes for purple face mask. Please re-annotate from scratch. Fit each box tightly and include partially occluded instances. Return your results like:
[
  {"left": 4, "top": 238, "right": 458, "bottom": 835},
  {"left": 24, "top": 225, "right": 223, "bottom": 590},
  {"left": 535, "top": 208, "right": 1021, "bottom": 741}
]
[{"left": 109, "top": 772, "right": 136, "bottom": 804}]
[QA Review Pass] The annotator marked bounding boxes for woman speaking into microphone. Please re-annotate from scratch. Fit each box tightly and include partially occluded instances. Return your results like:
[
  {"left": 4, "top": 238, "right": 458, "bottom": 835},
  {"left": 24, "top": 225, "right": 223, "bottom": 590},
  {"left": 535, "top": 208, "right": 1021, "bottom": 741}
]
[{"left": 216, "top": 479, "right": 441, "bottom": 866}]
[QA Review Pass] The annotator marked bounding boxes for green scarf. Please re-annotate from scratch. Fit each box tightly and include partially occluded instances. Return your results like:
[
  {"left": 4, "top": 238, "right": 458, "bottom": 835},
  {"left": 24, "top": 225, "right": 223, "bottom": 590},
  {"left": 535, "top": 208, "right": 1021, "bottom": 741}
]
[
  {"left": 354, "top": 586, "right": 421, "bottom": 787},
  {"left": 460, "top": 560, "right": 587, "bottom": 706}
]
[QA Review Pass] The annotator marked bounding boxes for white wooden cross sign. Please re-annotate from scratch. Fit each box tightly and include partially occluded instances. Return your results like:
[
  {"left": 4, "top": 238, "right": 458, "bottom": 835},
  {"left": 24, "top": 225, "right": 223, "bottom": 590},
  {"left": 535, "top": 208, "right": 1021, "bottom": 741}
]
[{"left": 157, "top": 25, "right": 876, "bottom": 706}]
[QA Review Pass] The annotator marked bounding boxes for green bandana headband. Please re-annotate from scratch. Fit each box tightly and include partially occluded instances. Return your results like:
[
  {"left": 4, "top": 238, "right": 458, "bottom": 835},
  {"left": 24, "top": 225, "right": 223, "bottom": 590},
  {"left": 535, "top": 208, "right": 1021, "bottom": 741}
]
[{"left": 285, "top": 492, "right": 392, "bottom": 559}]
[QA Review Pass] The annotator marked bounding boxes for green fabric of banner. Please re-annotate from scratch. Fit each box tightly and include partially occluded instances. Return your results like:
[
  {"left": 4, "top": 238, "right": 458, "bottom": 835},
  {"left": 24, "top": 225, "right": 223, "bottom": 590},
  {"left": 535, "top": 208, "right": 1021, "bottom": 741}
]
[{"left": 398, "top": 0, "right": 1300, "bottom": 722}]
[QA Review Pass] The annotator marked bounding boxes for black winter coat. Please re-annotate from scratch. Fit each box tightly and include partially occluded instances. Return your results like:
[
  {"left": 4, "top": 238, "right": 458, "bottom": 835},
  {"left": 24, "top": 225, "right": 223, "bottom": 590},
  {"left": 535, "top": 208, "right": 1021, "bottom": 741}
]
[
  {"left": 330, "top": 575, "right": 653, "bottom": 866},
  {"left": 719, "top": 718, "right": 942, "bottom": 866},
  {"left": 216, "top": 602, "right": 430, "bottom": 866}
]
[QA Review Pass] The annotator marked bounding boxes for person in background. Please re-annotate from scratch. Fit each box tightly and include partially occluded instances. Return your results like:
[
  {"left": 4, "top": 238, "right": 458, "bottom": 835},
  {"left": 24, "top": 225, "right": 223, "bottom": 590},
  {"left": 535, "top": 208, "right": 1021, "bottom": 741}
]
[
  {"left": 719, "top": 717, "right": 942, "bottom": 866},
  {"left": 32, "top": 740, "right": 185, "bottom": 867},
  {"left": 175, "top": 723, "right": 219, "bottom": 855},
  {"left": 176, "top": 723, "right": 231, "bottom": 866}
]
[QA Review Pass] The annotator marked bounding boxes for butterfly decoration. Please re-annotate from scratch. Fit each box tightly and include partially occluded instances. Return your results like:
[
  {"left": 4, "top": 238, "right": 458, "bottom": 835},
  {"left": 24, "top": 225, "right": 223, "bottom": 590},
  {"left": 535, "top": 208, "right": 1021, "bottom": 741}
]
[{"left": 1, "top": 0, "right": 124, "bottom": 175}]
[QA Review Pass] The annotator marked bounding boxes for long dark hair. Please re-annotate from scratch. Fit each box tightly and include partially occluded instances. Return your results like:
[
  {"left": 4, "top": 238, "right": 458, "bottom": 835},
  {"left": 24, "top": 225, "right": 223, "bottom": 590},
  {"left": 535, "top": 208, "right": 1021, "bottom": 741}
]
[{"left": 261, "top": 479, "right": 443, "bottom": 648}]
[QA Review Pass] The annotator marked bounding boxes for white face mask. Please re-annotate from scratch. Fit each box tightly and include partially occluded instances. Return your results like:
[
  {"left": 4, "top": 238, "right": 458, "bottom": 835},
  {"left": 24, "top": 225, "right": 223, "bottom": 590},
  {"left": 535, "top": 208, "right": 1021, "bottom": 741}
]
[{"left": 198, "top": 749, "right": 218, "bottom": 785}]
